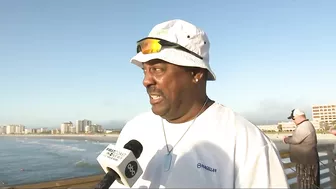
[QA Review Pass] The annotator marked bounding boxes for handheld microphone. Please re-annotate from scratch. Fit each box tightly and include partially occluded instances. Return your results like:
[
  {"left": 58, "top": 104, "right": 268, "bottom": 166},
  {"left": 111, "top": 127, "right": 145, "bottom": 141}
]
[{"left": 94, "top": 139, "right": 143, "bottom": 189}]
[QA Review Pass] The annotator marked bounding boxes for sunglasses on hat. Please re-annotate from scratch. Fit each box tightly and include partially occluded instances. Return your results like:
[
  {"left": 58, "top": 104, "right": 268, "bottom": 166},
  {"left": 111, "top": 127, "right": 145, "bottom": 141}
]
[{"left": 136, "top": 37, "right": 203, "bottom": 60}]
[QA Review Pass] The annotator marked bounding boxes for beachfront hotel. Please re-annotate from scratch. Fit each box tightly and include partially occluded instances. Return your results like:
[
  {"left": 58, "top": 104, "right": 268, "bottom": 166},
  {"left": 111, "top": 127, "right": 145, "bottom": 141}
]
[
  {"left": 312, "top": 104, "right": 336, "bottom": 124},
  {"left": 76, "top": 119, "right": 92, "bottom": 133},
  {"left": 1, "top": 124, "right": 26, "bottom": 134},
  {"left": 60, "top": 120, "right": 103, "bottom": 134},
  {"left": 61, "top": 121, "right": 73, "bottom": 134}
]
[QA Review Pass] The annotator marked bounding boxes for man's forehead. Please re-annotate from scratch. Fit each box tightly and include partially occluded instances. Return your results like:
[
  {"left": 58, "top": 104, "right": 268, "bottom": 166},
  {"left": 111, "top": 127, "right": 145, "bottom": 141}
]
[
  {"left": 142, "top": 59, "right": 170, "bottom": 66},
  {"left": 142, "top": 60, "right": 178, "bottom": 69},
  {"left": 141, "top": 59, "right": 206, "bottom": 74}
]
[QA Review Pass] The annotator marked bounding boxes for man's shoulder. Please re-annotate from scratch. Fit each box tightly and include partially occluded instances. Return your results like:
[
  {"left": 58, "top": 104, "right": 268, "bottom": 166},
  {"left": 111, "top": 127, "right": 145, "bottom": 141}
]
[
  {"left": 300, "top": 120, "right": 316, "bottom": 131},
  {"left": 121, "top": 111, "right": 159, "bottom": 131},
  {"left": 210, "top": 103, "right": 282, "bottom": 172},
  {"left": 116, "top": 111, "right": 159, "bottom": 146},
  {"left": 210, "top": 102, "right": 274, "bottom": 147},
  {"left": 210, "top": 102, "right": 259, "bottom": 130},
  {"left": 305, "top": 120, "right": 314, "bottom": 126},
  {"left": 127, "top": 111, "right": 157, "bottom": 123}
]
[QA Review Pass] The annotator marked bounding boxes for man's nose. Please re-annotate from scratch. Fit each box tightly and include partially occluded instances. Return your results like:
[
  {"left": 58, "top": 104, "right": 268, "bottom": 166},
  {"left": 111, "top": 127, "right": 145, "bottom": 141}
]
[{"left": 143, "top": 71, "right": 155, "bottom": 88}]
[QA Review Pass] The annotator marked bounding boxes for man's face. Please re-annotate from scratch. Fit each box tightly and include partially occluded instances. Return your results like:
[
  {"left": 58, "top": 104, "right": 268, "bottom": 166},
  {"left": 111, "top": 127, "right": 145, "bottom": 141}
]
[
  {"left": 292, "top": 115, "right": 304, "bottom": 125},
  {"left": 142, "top": 59, "right": 194, "bottom": 120},
  {"left": 293, "top": 117, "right": 298, "bottom": 125}
]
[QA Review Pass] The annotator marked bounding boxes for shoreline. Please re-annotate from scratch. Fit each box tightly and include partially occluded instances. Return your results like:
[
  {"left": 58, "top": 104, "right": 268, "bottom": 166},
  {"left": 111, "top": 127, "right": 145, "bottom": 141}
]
[
  {"left": 1, "top": 133, "right": 336, "bottom": 148},
  {"left": 0, "top": 134, "right": 119, "bottom": 143}
]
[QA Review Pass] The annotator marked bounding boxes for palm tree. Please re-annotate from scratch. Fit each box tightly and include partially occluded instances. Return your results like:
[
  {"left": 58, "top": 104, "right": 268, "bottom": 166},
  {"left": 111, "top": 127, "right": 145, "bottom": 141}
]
[
  {"left": 320, "top": 121, "right": 329, "bottom": 134},
  {"left": 331, "top": 120, "right": 336, "bottom": 129},
  {"left": 277, "top": 124, "right": 283, "bottom": 132}
]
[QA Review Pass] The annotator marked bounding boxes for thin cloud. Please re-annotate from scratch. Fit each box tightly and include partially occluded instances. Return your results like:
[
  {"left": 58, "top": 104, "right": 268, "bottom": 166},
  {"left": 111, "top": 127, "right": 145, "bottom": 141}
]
[{"left": 240, "top": 99, "right": 312, "bottom": 125}]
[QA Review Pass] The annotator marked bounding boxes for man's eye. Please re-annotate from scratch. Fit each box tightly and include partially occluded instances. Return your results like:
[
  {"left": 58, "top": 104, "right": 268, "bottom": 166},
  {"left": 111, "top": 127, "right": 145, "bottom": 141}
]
[{"left": 151, "top": 68, "right": 163, "bottom": 72}]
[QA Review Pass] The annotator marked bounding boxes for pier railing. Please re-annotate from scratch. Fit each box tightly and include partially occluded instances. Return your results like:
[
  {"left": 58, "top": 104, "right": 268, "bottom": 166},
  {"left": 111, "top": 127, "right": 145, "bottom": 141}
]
[
  {"left": 280, "top": 143, "right": 336, "bottom": 189},
  {"left": 4, "top": 144, "right": 336, "bottom": 189},
  {"left": 1, "top": 174, "right": 104, "bottom": 189}
]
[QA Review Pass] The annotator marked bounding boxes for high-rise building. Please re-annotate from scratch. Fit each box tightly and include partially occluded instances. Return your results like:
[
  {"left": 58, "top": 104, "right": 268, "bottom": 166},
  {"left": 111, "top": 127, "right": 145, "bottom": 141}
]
[
  {"left": 6, "top": 125, "right": 15, "bottom": 134},
  {"left": 76, "top": 119, "right": 92, "bottom": 133},
  {"left": 0, "top": 126, "right": 6, "bottom": 134},
  {"left": 83, "top": 119, "right": 92, "bottom": 127},
  {"left": 14, "top": 125, "right": 25, "bottom": 134},
  {"left": 312, "top": 104, "right": 336, "bottom": 124},
  {"left": 76, "top": 120, "right": 83, "bottom": 133},
  {"left": 85, "top": 125, "right": 91, "bottom": 133},
  {"left": 3, "top": 124, "right": 25, "bottom": 134},
  {"left": 61, "top": 121, "right": 73, "bottom": 134}
]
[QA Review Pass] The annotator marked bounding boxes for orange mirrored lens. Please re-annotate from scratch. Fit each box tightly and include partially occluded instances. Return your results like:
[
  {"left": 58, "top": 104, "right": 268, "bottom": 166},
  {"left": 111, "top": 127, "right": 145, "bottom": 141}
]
[{"left": 137, "top": 39, "right": 162, "bottom": 54}]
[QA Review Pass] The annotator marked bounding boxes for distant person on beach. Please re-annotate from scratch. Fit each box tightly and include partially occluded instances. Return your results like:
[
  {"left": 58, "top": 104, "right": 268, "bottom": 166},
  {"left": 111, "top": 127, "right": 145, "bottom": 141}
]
[
  {"left": 328, "top": 127, "right": 336, "bottom": 135},
  {"left": 283, "top": 109, "right": 320, "bottom": 189},
  {"left": 110, "top": 19, "right": 288, "bottom": 188},
  {"left": 277, "top": 124, "right": 282, "bottom": 138}
]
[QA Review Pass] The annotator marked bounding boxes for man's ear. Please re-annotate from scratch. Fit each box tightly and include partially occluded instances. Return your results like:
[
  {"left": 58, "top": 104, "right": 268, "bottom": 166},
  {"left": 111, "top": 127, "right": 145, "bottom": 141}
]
[{"left": 191, "top": 69, "right": 206, "bottom": 83}]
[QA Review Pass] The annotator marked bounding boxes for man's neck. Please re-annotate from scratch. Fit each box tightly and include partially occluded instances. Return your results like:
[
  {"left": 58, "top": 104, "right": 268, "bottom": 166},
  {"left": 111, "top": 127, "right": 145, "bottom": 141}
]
[
  {"left": 166, "top": 98, "right": 213, "bottom": 124},
  {"left": 296, "top": 118, "right": 308, "bottom": 126}
]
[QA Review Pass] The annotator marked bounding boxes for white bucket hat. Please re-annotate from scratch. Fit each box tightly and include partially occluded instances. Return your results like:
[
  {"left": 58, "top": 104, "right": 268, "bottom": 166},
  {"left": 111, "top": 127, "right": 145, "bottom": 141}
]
[{"left": 130, "top": 19, "right": 216, "bottom": 81}]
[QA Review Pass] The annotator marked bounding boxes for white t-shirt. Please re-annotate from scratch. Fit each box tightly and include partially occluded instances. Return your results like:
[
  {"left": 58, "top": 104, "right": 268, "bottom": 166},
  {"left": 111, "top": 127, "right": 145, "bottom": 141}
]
[{"left": 109, "top": 102, "right": 289, "bottom": 188}]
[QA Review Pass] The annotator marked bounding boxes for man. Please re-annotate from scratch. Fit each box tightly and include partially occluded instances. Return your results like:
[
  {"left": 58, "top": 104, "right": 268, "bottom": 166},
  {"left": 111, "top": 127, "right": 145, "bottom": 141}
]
[
  {"left": 283, "top": 109, "right": 320, "bottom": 189},
  {"left": 110, "top": 19, "right": 289, "bottom": 188},
  {"left": 329, "top": 127, "right": 336, "bottom": 135}
]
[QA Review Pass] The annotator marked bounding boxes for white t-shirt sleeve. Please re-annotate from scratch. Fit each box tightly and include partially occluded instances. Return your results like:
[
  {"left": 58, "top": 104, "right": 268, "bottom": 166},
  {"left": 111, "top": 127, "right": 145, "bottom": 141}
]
[{"left": 235, "top": 143, "right": 289, "bottom": 188}]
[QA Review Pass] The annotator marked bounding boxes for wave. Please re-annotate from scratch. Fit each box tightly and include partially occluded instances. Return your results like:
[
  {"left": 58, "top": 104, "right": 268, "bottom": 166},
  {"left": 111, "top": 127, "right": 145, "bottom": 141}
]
[
  {"left": 74, "top": 159, "right": 99, "bottom": 169},
  {"left": 93, "top": 142, "right": 110, "bottom": 146},
  {"left": 25, "top": 140, "right": 41, "bottom": 145},
  {"left": 20, "top": 139, "right": 86, "bottom": 152},
  {"left": 0, "top": 137, "right": 106, "bottom": 187},
  {"left": 48, "top": 143, "right": 86, "bottom": 152},
  {"left": 45, "top": 151, "right": 65, "bottom": 158}
]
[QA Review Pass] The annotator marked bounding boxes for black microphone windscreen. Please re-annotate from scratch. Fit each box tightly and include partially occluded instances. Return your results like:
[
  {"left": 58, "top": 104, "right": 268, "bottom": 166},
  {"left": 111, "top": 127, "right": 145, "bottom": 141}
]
[{"left": 124, "top": 139, "right": 143, "bottom": 159}]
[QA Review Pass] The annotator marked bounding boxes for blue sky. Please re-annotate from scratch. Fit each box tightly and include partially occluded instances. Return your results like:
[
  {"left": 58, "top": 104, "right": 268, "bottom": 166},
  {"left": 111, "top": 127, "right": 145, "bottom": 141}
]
[{"left": 0, "top": 0, "right": 335, "bottom": 128}]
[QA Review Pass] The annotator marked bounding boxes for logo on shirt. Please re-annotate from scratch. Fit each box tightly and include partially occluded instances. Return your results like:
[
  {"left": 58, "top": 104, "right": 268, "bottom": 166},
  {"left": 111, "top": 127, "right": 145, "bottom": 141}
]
[{"left": 197, "top": 163, "right": 217, "bottom": 173}]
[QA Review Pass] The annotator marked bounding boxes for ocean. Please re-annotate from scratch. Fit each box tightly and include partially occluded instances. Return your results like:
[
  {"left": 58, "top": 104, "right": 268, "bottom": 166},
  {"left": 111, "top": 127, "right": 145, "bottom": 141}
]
[
  {"left": 0, "top": 136, "right": 334, "bottom": 187},
  {"left": 0, "top": 136, "right": 112, "bottom": 187}
]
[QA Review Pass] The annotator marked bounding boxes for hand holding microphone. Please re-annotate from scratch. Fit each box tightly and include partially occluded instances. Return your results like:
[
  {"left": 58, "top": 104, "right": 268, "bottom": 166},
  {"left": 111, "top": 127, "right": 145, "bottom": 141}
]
[{"left": 94, "top": 140, "right": 143, "bottom": 189}]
